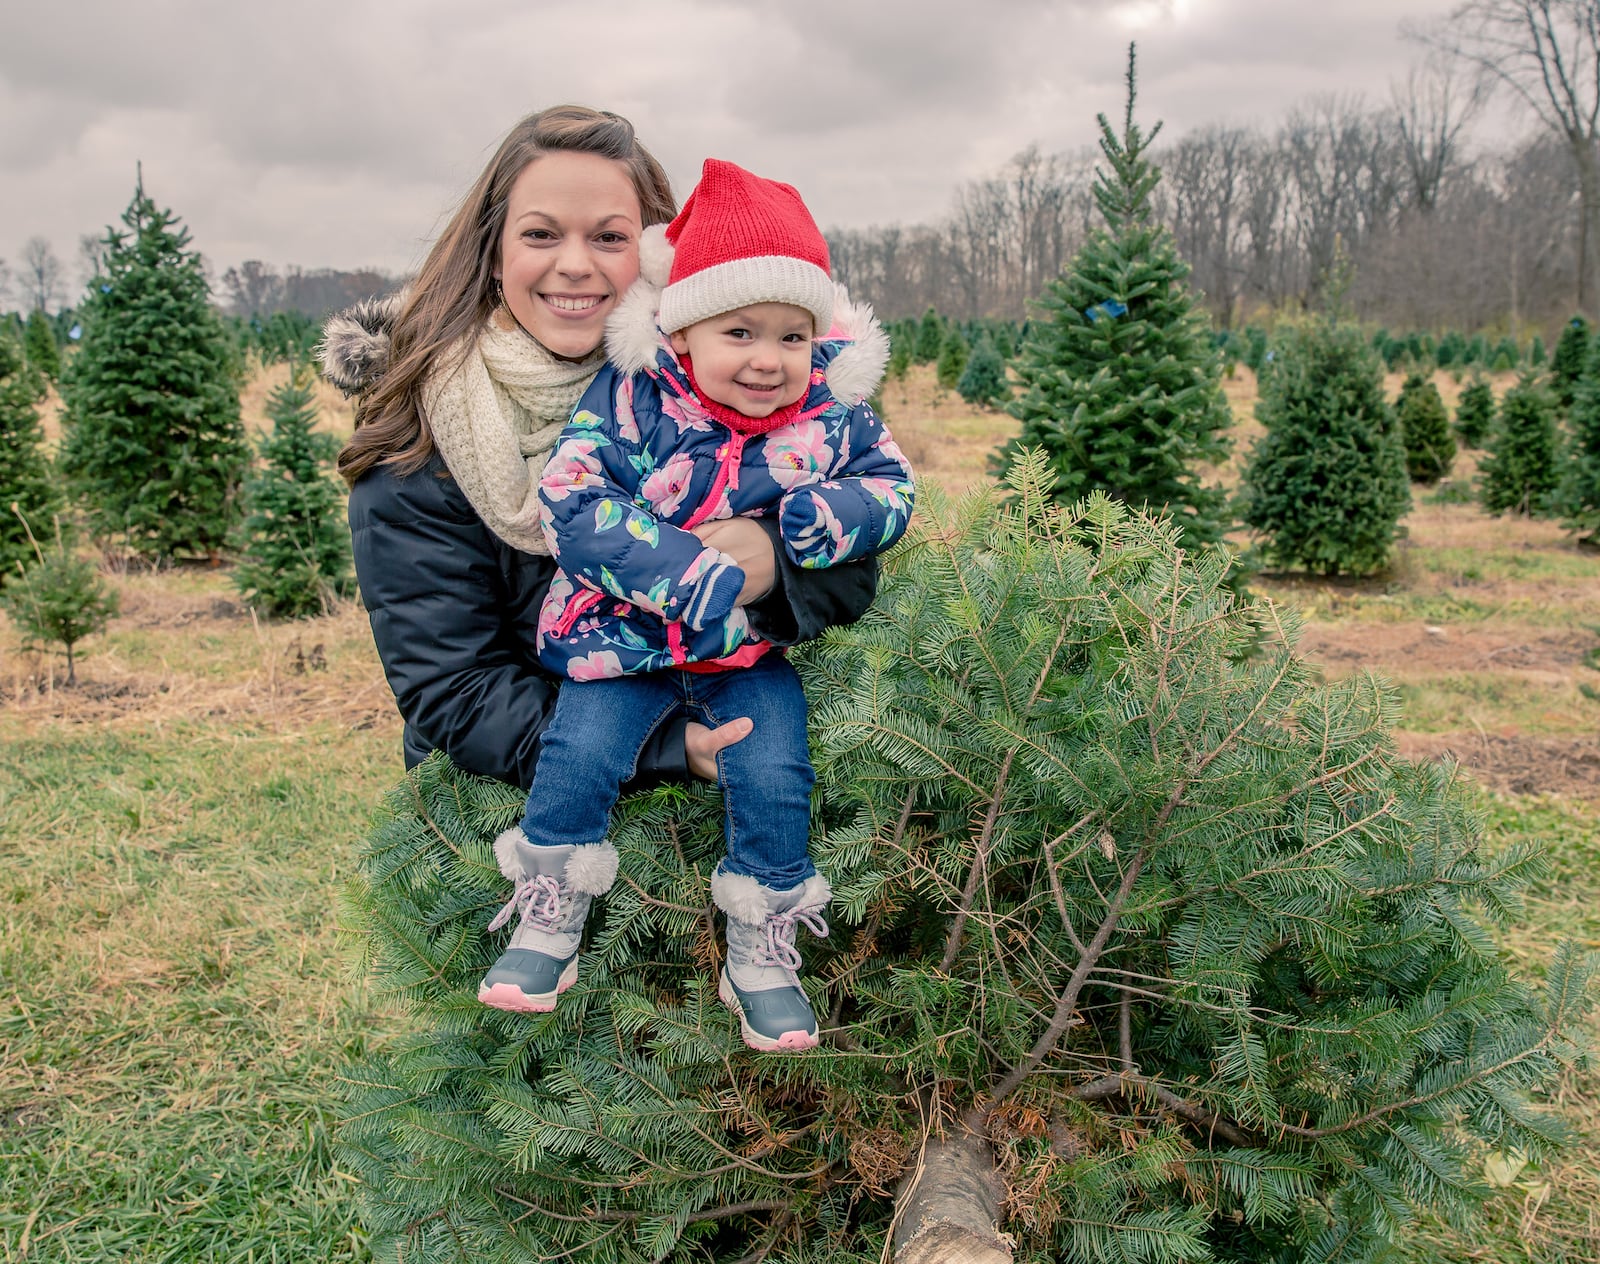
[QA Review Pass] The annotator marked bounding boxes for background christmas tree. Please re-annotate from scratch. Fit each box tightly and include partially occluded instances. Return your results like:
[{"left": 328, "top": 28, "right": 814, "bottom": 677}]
[
  {"left": 1239, "top": 319, "right": 1410, "bottom": 577},
  {"left": 1550, "top": 316, "right": 1591, "bottom": 412},
  {"left": 886, "top": 333, "right": 911, "bottom": 384},
  {"left": 1453, "top": 377, "right": 1495, "bottom": 449},
  {"left": 914, "top": 307, "right": 944, "bottom": 364},
  {"left": 994, "top": 48, "right": 1232, "bottom": 552},
  {"left": 1395, "top": 372, "right": 1455, "bottom": 483},
  {"left": 1559, "top": 339, "right": 1600, "bottom": 545},
  {"left": 1481, "top": 374, "right": 1561, "bottom": 517},
  {"left": 935, "top": 325, "right": 968, "bottom": 390},
  {"left": 957, "top": 333, "right": 1009, "bottom": 406},
  {"left": 22, "top": 308, "right": 61, "bottom": 387},
  {"left": 231, "top": 368, "right": 352, "bottom": 618},
  {"left": 57, "top": 174, "right": 248, "bottom": 561},
  {"left": 0, "top": 332, "right": 60, "bottom": 586},
  {"left": 337, "top": 459, "right": 1587, "bottom": 1264}
]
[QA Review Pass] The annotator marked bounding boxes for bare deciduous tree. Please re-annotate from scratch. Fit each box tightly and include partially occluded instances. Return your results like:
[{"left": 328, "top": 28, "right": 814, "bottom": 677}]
[
  {"left": 1163, "top": 125, "right": 1255, "bottom": 325},
  {"left": 77, "top": 233, "right": 108, "bottom": 289},
  {"left": 220, "top": 260, "right": 286, "bottom": 316},
  {"left": 1392, "top": 54, "right": 1487, "bottom": 211},
  {"left": 19, "top": 237, "right": 63, "bottom": 313},
  {"left": 1412, "top": 0, "right": 1600, "bottom": 312}
]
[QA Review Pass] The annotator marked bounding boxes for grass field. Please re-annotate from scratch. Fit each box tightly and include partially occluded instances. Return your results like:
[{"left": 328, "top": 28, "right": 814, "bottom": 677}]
[{"left": 3, "top": 364, "right": 1597, "bottom": 1261}]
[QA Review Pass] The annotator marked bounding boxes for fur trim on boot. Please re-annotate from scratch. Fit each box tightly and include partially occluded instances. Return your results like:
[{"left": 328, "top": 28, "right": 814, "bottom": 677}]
[
  {"left": 317, "top": 290, "right": 407, "bottom": 396},
  {"left": 711, "top": 869, "right": 832, "bottom": 924},
  {"left": 493, "top": 825, "right": 531, "bottom": 879},
  {"left": 565, "top": 840, "right": 621, "bottom": 895}
]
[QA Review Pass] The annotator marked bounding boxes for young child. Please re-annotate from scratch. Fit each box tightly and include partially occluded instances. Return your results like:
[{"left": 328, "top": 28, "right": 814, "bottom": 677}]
[{"left": 476, "top": 159, "right": 915, "bottom": 1051}]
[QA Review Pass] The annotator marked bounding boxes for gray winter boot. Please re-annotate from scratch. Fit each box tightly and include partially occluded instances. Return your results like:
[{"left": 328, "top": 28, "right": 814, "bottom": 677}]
[
  {"left": 711, "top": 868, "right": 831, "bottom": 1052},
  {"left": 478, "top": 827, "right": 619, "bottom": 1014}
]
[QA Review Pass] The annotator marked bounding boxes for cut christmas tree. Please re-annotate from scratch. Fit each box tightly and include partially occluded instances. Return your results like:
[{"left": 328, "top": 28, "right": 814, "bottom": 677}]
[{"left": 339, "top": 456, "right": 1588, "bottom": 1264}]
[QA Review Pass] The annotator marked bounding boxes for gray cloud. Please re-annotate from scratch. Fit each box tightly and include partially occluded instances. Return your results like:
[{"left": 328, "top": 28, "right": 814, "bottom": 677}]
[{"left": 0, "top": 0, "right": 1500, "bottom": 296}]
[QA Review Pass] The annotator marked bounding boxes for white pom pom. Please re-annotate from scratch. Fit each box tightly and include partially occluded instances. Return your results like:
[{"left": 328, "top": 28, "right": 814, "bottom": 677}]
[{"left": 638, "top": 224, "right": 674, "bottom": 288}]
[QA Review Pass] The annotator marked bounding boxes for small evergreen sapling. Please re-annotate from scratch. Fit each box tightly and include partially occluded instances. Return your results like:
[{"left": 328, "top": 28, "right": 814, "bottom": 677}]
[
  {"left": 1239, "top": 319, "right": 1410, "bottom": 576},
  {"left": 1396, "top": 371, "right": 1455, "bottom": 482},
  {"left": 1481, "top": 374, "right": 1561, "bottom": 517},
  {"left": 934, "top": 324, "right": 968, "bottom": 389},
  {"left": 232, "top": 370, "right": 352, "bottom": 618},
  {"left": 956, "top": 332, "right": 1008, "bottom": 406},
  {"left": 0, "top": 334, "right": 60, "bottom": 585},
  {"left": 995, "top": 47, "right": 1232, "bottom": 552},
  {"left": 2, "top": 518, "right": 119, "bottom": 686},
  {"left": 1454, "top": 377, "right": 1496, "bottom": 449},
  {"left": 58, "top": 175, "right": 248, "bottom": 561}
]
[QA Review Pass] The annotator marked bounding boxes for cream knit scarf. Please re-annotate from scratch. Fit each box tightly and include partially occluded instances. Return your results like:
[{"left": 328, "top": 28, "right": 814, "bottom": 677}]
[{"left": 420, "top": 308, "right": 604, "bottom": 555}]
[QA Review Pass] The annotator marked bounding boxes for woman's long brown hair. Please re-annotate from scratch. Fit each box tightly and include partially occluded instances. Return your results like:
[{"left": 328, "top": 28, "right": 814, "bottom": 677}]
[{"left": 336, "top": 106, "right": 677, "bottom": 485}]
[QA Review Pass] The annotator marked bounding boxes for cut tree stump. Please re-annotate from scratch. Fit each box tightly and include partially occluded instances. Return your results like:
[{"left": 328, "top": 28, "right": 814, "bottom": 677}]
[{"left": 892, "top": 1131, "right": 1013, "bottom": 1264}]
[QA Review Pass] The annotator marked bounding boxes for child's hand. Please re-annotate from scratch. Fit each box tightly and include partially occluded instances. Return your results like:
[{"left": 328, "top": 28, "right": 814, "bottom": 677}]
[
  {"left": 691, "top": 518, "right": 775, "bottom": 603},
  {"left": 685, "top": 717, "right": 755, "bottom": 780}
]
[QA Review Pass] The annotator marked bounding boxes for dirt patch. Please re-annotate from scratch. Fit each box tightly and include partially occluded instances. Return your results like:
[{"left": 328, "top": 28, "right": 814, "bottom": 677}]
[
  {"left": 1395, "top": 730, "right": 1600, "bottom": 801},
  {"left": 1296, "top": 622, "right": 1596, "bottom": 681}
]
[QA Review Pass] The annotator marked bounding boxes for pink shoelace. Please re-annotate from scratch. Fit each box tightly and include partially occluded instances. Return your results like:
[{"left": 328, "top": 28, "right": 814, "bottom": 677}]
[
  {"left": 753, "top": 904, "right": 830, "bottom": 977},
  {"left": 487, "top": 874, "right": 563, "bottom": 933}
]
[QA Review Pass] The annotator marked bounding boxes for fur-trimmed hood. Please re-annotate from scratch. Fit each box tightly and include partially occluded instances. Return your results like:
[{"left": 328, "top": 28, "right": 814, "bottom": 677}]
[
  {"left": 606, "top": 224, "right": 890, "bottom": 408},
  {"left": 317, "top": 291, "right": 407, "bottom": 397}
]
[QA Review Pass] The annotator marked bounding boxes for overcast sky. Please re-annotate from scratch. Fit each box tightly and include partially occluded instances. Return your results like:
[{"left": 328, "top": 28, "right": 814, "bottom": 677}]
[{"left": 1, "top": 0, "right": 1526, "bottom": 297}]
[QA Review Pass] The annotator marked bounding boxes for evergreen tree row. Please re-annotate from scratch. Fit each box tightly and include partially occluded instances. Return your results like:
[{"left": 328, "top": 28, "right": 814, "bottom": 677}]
[{"left": 0, "top": 177, "right": 355, "bottom": 688}]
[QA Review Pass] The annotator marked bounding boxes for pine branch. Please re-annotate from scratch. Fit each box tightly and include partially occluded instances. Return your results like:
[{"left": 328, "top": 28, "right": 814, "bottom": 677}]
[{"left": 1071, "top": 1071, "right": 1260, "bottom": 1149}]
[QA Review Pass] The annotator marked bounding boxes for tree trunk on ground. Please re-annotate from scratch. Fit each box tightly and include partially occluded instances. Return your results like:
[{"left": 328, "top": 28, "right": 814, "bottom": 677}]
[{"left": 891, "top": 1131, "right": 1012, "bottom": 1264}]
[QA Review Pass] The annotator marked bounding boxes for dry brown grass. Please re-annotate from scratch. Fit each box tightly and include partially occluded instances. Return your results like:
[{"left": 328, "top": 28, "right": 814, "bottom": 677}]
[
  {"left": 1, "top": 569, "right": 396, "bottom": 742},
  {"left": 239, "top": 357, "right": 357, "bottom": 438}
]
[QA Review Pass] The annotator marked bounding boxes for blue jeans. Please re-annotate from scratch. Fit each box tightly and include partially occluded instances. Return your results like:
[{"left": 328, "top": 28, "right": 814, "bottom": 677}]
[{"left": 519, "top": 653, "right": 816, "bottom": 890}]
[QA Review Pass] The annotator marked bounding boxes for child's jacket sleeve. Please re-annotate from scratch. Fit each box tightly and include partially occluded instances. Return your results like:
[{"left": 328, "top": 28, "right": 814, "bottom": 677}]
[
  {"left": 539, "top": 369, "right": 746, "bottom": 631},
  {"left": 778, "top": 400, "right": 916, "bottom": 569}
]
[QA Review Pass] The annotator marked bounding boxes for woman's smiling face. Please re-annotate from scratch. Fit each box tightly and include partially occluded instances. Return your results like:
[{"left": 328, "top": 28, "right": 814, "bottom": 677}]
[{"left": 496, "top": 151, "right": 643, "bottom": 360}]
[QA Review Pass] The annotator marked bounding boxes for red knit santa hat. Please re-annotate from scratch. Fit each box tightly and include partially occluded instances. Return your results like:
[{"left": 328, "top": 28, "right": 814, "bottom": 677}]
[{"left": 653, "top": 159, "right": 834, "bottom": 336}]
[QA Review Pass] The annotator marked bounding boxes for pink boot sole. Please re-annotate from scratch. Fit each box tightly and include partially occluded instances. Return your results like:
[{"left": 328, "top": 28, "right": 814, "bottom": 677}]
[{"left": 477, "top": 974, "right": 574, "bottom": 1014}]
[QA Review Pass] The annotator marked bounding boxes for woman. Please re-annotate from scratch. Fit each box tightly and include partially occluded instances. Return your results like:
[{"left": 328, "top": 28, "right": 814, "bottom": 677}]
[{"left": 320, "top": 105, "right": 875, "bottom": 786}]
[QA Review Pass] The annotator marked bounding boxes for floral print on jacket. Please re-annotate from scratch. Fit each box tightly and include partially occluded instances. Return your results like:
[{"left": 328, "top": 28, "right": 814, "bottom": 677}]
[{"left": 536, "top": 337, "right": 914, "bottom": 680}]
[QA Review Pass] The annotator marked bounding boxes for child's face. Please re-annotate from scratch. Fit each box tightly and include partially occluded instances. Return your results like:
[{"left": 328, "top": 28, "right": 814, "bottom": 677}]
[{"left": 670, "top": 303, "right": 813, "bottom": 418}]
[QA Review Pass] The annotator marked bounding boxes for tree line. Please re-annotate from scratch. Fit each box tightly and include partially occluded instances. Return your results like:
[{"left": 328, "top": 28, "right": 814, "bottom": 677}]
[{"left": 830, "top": 111, "right": 1576, "bottom": 338}]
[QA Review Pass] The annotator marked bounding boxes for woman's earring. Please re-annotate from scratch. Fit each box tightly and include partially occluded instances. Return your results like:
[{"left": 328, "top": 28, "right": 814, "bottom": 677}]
[{"left": 492, "top": 277, "right": 505, "bottom": 308}]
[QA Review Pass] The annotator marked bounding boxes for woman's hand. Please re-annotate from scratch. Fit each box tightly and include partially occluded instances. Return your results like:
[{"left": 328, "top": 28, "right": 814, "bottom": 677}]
[
  {"left": 685, "top": 717, "right": 754, "bottom": 781},
  {"left": 691, "top": 517, "right": 776, "bottom": 605}
]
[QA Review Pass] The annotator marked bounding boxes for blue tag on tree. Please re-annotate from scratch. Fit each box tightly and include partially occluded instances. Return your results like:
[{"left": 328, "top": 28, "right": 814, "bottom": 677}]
[{"left": 1085, "top": 299, "right": 1129, "bottom": 323}]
